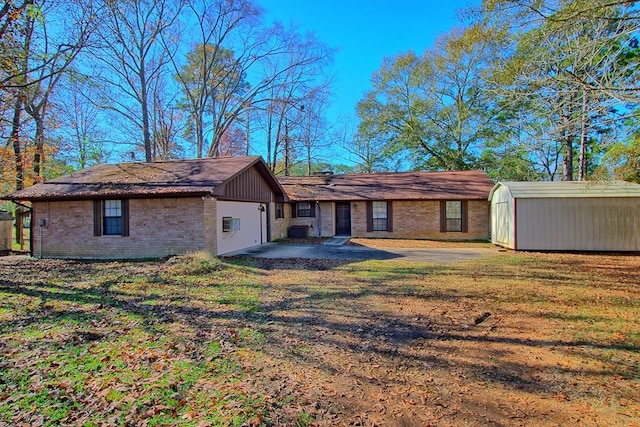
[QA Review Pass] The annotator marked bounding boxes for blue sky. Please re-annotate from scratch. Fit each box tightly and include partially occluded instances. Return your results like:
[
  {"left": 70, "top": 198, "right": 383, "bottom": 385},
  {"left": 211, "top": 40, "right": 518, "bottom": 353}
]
[{"left": 259, "top": 0, "right": 477, "bottom": 125}]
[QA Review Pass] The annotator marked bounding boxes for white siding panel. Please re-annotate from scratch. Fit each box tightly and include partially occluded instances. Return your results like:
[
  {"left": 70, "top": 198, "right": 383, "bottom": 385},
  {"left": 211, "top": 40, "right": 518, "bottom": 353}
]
[
  {"left": 515, "top": 198, "right": 640, "bottom": 251},
  {"left": 490, "top": 185, "right": 516, "bottom": 248},
  {"left": 492, "top": 202, "right": 512, "bottom": 247},
  {"left": 216, "top": 200, "right": 267, "bottom": 255}
]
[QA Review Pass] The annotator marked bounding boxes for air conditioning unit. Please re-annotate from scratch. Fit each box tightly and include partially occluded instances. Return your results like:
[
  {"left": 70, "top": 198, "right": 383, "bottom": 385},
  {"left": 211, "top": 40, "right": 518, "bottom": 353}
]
[{"left": 287, "top": 225, "right": 308, "bottom": 238}]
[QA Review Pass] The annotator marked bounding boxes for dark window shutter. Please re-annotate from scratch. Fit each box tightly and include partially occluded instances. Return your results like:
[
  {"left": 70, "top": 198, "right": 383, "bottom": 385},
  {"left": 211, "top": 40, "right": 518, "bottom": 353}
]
[
  {"left": 461, "top": 200, "right": 468, "bottom": 233},
  {"left": 121, "top": 199, "right": 130, "bottom": 236},
  {"left": 93, "top": 200, "right": 102, "bottom": 236},
  {"left": 366, "top": 201, "right": 373, "bottom": 232},
  {"left": 291, "top": 203, "right": 297, "bottom": 218},
  {"left": 310, "top": 203, "right": 316, "bottom": 218},
  {"left": 439, "top": 200, "right": 446, "bottom": 233},
  {"left": 387, "top": 201, "right": 393, "bottom": 232}
]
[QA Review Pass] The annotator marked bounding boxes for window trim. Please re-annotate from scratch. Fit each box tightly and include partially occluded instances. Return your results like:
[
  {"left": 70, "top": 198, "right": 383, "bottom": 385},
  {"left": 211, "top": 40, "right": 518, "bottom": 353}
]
[
  {"left": 275, "top": 202, "right": 284, "bottom": 219},
  {"left": 292, "top": 202, "right": 315, "bottom": 218},
  {"left": 94, "top": 199, "right": 129, "bottom": 237},
  {"left": 222, "top": 216, "right": 241, "bottom": 232},
  {"left": 366, "top": 201, "right": 393, "bottom": 232},
  {"left": 440, "top": 200, "right": 468, "bottom": 233},
  {"left": 103, "top": 200, "right": 123, "bottom": 235},
  {"left": 371, "top": 201, "right": 388, "bottom": 231}
]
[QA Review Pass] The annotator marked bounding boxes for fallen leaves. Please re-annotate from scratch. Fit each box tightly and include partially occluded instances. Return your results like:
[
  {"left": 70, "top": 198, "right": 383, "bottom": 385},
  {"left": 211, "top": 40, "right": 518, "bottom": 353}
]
[{"left": 1, "top": 252, "right": 639, "bottom": 426}]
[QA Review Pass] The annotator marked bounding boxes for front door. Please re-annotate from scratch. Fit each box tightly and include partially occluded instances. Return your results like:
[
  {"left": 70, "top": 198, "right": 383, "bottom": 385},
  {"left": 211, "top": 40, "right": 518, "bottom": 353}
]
[{"left": 335, "top": 202, "right": 351, "bottom": 235}]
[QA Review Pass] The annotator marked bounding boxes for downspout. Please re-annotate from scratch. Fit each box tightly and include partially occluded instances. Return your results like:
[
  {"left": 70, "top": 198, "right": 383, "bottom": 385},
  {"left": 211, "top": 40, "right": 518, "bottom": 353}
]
[
  {"left": 39, "top": 216, "right": 44, "bottom": 258},
  {"left": 258, "top": 204, "right": 266, "bottom": 244}
]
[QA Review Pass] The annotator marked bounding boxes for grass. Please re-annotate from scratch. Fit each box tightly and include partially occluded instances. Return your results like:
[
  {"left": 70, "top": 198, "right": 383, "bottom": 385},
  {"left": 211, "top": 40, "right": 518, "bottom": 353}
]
[{"left": 0, "top": 251, "right": 638, "bottom": 426}]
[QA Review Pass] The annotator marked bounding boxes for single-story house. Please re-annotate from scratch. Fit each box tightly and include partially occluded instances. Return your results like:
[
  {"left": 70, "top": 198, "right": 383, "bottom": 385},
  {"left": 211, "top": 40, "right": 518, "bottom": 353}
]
[
  {"left": 3, "top": 156, "right": 496, "bottom": 259},
  {"left": 2, "top": 156, "right": 288, "bottom": 259},
  {"left": 489, "top": 181, "right": 640, "bottom": 251},
  {"left": 277, "top": 170, "right": 495, "bottom": 241}
]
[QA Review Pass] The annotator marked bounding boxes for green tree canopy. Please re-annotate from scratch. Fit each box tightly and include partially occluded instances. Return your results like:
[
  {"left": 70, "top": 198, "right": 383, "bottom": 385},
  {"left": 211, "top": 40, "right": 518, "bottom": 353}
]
[{"left": 356, "top": 25, "right": 508, "bottom": 171}]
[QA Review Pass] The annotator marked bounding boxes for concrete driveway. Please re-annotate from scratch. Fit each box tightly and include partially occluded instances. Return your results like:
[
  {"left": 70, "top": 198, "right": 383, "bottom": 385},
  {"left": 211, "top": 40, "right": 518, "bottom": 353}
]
[{"left": 223, "top": 242, "right": 499, "bottom": 263}]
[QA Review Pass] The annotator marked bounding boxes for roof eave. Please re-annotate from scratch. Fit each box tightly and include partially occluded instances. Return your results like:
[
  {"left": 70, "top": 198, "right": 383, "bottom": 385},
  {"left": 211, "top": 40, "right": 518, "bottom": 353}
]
[{"left": 2, "top": 190, "right": 215, "bottom": 202}]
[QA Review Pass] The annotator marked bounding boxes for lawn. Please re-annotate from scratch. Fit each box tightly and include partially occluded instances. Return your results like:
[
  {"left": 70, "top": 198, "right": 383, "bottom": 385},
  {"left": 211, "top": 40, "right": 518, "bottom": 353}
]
[{"left": 0, "top": 250, "right": 638, "bottom": 426}]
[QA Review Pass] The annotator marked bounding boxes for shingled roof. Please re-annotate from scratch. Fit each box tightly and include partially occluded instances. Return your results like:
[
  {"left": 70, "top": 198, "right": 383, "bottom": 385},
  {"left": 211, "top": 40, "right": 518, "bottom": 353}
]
[
  {"left": 278, "top": 170, "right": 494, "bottom": 201},
  {"left": 4, "top": 156, "right": 285, "bottom": 201}
]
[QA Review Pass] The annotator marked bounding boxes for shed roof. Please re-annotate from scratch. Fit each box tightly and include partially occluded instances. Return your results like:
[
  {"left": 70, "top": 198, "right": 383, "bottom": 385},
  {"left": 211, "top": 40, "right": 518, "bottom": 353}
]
[
  {"left": 279, "top": 170, "right": 494, "bottom": 201},
  {"left": 489, "top": 181, "right": 640, "bottom": 200},
  {"left": 3, "top": 156, "right": 286, "bottom": 201}
]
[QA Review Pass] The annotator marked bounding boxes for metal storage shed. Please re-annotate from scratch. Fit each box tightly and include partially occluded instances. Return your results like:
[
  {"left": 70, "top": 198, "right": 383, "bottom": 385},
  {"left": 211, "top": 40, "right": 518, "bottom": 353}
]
[{"left": 489, "top": 181, "right": 640, "bottom": 251}]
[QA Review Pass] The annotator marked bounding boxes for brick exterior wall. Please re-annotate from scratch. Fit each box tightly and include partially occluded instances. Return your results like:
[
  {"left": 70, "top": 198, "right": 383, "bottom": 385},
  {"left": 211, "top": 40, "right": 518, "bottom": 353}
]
[
  {"left": 283, "top": 202, "right": 334, "bottom": 238},
  {"left": 278, "top": 200, "right": 489, "bottom": 240},
  {"left": 350, "top": 200, "right": 489, "bottom": 240},
  {"left": 31, "top": 197, "right": 214, "bottom": 259},
  {"left": 270, "top": 202, "right": 289, "bottom": 240}
]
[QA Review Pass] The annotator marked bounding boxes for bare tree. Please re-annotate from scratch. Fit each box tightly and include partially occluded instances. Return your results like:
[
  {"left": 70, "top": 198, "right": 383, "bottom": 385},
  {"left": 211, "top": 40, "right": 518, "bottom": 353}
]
[
  {"left": 297, "top": 86, "right": 332, "bottom": 175},
  {"left": 91, "top": 0, "right": 182, "bottom": 162},
  {"left": 169, "top": 0, "right": 333, "bottom": 160},
  {"left": 21, "top": 0, "right": 97, "bottom": 178},
  {"left": 52, "top": 73, "right": 112, "bottom": 168},
  {"left": 151, "top": 75, "right": 186, "bottom": 160},
  {"left": 168, "top": 0, "right": 257, "bottom": 158},
  {"left": 257, "top": 29, "right": 333, "bottom": 172}
]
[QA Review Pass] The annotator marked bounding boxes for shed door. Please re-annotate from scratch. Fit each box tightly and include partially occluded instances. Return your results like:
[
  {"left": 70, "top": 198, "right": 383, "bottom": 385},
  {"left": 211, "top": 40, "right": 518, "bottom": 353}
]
[
  {"left": 493, "top": 201, "right": 511, "bottom": 246},
  {"left": 335, "top": 202, "right": 351, "bottom": 236}
]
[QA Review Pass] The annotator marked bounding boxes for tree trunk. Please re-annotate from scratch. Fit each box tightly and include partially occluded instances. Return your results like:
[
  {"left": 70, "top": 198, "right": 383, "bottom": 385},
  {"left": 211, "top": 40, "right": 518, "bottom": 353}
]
[
  {"left": 139, "top": 63, "right": 153, "bottom": 162},
  {"left": 562, "top": 105, "right": 574, "bottom": 181},
  {"left": 284, "top": 122, "right": 290, "bottom": 176},
  {"left": 266, "top": 113, "right": 274, "bottom": 170},
  {"left": 195, "top": 112, "right": 204, "bottom": 158},
  {"left": 32, "top": 110, "right": 45, "bottom": 179},
  {"left": 578, "top": 90, "right": 588, "bottom": 181},
  {"left": 563, "top": 131, "right": 573, "bottom": 181},
  {"left": 11, "top": 96, "right": 24, "bottom": 192},
  {"left": 245, "top": 106, "right": 250, "bottom": 156},
  {"left": 11, "top": 95, "right": 24, "bottom": 248}
]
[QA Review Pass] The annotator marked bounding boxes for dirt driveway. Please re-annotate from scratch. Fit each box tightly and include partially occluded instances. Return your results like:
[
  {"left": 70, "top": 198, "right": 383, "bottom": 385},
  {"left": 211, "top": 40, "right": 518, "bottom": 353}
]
[{"left": 223, "top": 241, "right": 500, "bottom": 263}]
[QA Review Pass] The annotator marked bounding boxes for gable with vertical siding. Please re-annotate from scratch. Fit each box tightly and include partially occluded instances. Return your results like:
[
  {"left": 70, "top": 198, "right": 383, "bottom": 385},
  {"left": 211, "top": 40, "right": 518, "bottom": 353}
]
[{"left": 216, "top": 167, "right": 273, "bottom": 202}]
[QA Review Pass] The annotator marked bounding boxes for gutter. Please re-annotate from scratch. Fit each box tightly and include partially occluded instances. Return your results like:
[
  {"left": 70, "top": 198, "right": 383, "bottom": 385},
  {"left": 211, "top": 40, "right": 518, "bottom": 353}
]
[{"left": 11, "top": 200, "right": 32, "bottom": 211}]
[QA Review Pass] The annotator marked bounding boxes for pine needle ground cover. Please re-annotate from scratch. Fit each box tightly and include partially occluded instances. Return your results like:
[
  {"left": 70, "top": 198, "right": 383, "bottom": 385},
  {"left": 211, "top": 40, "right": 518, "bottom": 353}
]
[{"left": 0, "top": 251, "right": 638, "bottom": 426}]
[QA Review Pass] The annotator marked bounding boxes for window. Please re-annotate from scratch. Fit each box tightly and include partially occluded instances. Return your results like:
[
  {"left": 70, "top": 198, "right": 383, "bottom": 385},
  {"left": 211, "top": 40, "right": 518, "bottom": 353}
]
[
  {"left": 440, "top": 200, "right": 467, "bottom": 233},
  {"left": 366, "top": 201, "right": 392, "bottom": 232},
  {"left": 93, "top": 199, "right": 129, "bottom": 237},
  {"left": 275, "top": 202, "right": 284, "bottom": 219},
  {"left": 296, "top": 202, "right": 312, "bottom": 217},
  {"left": 222, "top": 217, "right": 241, "bottom": 232},
  {"left": 291, "top": 202, "right": 315, "bottom": 218},
  {"left": 103, "top": 200, "right": 122, "bottom": 235},
  {"left": 372, "top": 201, "right": 388, "bottom": 231}
]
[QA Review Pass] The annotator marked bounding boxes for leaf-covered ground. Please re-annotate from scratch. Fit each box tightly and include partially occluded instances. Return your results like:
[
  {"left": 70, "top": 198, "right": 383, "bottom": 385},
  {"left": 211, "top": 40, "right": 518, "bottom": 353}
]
[{"left": 0, "top": 250, "right": 638, "bottom": 426}]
